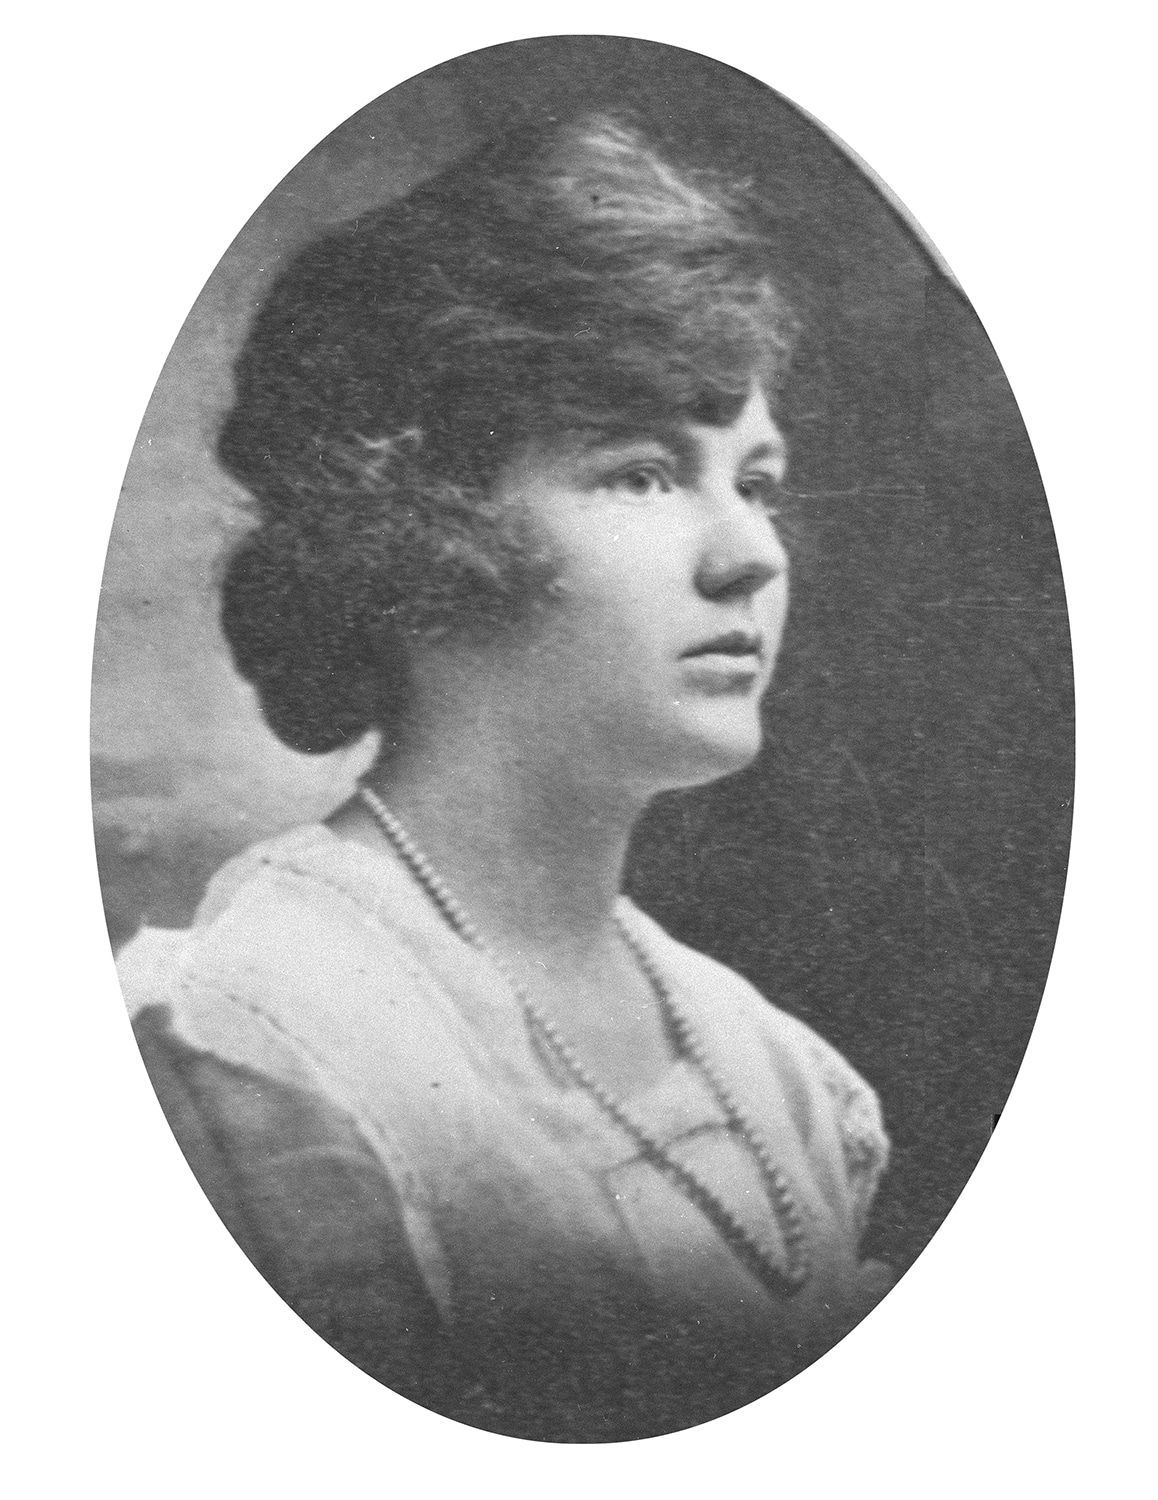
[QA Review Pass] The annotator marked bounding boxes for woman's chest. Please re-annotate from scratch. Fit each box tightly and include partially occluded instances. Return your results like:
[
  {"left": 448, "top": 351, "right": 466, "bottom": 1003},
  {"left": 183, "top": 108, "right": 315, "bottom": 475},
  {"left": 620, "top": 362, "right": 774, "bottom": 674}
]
[{"left": 417, "top": 1055, "right": 858, "bottom": 1343}]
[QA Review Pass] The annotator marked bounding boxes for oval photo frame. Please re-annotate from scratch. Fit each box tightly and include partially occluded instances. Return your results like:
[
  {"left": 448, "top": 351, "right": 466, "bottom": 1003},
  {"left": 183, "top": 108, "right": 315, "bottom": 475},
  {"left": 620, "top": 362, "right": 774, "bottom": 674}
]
[{"left": 93, "top": 36, "right": 1073, "bottom": 1442}]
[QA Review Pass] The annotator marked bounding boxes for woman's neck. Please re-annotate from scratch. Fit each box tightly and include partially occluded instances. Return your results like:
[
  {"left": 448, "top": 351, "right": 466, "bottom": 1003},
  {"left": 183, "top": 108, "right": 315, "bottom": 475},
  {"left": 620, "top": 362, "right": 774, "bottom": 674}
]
[
  {"left": 330, "top": 660, "right": 680, "bottom": 1090},
  {"left": 348, "top": 702, "right": 648, "bottom": 967}
]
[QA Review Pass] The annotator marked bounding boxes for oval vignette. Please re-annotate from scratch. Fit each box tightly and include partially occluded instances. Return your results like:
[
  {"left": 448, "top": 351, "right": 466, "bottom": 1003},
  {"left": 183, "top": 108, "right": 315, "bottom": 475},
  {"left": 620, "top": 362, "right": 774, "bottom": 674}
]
[{"left": 92, "top": 36, "right": 1073, "bottom": 1442}]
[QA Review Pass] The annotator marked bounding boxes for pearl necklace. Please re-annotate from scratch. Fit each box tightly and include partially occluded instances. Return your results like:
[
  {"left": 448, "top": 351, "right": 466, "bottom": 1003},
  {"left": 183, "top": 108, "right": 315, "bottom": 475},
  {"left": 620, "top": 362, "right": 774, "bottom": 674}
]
[{"left": 358, "top": 785, "right": 810, "bottom": 1298}]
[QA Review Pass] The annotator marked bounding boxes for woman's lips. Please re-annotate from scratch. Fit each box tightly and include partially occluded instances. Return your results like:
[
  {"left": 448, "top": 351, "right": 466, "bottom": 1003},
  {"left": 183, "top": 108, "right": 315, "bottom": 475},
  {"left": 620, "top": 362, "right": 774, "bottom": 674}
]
[
  {"left": 680, "top": 629, "right": 764, "bottom": 662},
  {"left": 679, "top": 631, "right": 765, "bottom": 693}
]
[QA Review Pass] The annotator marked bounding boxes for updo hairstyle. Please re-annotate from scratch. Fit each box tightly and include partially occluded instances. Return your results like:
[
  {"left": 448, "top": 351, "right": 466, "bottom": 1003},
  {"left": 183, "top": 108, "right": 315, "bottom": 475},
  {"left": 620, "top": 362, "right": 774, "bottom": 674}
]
[{"left": 218, "top": 113, "right": 798, "bottom": 753}]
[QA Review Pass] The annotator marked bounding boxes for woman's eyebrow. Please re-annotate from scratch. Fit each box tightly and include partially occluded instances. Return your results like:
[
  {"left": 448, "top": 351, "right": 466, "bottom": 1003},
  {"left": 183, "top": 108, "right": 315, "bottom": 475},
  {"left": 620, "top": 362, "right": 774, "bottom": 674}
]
[
  {"left": 561, "top": 428, "right": 692, "bottom": 477},
  {"left": 740, "top": 439, "right": 788, "bottom": 471},
  {"left": 567, "top": 428, "right": 787, "bottom": 476},
  {"left": 571, "top": 426, "right": 683, "bottom": 458}
]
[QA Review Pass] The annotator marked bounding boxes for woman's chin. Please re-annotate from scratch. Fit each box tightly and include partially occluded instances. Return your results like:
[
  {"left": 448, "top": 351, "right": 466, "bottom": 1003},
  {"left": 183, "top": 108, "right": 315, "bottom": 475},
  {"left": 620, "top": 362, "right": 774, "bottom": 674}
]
[
  {"left": 651, "top": 722, "right": 766, "bottom": 792},
  {"left": 587, "top": 700, "right": 768, "bottom": 798}
]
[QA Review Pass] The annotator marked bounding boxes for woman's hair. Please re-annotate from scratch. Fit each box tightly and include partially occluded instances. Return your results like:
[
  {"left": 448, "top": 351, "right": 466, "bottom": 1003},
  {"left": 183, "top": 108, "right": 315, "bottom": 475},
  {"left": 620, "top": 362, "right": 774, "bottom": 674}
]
[{"left": 218, "top": 112, "right": 798, "bottom": 753}]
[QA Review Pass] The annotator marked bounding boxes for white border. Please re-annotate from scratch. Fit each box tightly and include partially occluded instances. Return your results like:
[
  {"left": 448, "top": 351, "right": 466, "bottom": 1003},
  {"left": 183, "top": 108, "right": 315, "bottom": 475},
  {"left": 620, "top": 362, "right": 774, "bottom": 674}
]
[{"left": 9, "top": 5, "right": 1153, "bottom": 1495}]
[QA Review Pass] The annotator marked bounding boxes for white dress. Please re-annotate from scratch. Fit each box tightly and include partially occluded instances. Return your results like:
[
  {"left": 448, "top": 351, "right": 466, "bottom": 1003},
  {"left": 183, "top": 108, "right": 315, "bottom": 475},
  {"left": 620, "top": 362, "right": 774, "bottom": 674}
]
[{"left": 119, "top": 824, "right": 892, "bottom": 1440}]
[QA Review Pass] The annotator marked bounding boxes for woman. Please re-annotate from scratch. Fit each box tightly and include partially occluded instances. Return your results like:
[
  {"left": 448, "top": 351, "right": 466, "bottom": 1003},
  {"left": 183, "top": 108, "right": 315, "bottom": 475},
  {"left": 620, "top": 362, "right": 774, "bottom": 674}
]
[{"left": 119, "top": 112, "right": 892, "bottom": 1441}]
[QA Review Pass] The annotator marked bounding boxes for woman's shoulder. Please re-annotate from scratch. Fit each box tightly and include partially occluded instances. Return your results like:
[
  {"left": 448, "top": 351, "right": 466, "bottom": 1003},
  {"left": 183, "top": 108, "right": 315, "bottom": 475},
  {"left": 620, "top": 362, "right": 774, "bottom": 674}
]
[
  {"left": 114, "top": 822, "right": 442, "bottom": 1081},
  {"left": 119, "top": 822, "right": 439, "bottom": 1002},
  {"left": 118, "top": 826, "right": 458, "bottom": 1318},
  {"left": 115, "top": 822, "right": 534, "bottom": 1162},
  {"left": 190, "top": 820, "right": 418, "bottom": 935}
]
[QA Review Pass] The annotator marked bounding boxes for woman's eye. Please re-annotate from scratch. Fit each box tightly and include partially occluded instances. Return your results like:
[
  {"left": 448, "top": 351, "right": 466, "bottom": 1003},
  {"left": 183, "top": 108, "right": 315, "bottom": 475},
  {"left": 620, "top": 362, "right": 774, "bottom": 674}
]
[
  {"left": 736, "top": 473, "right": 781, "bottom": 512},
  {"left": 604, "top": 464, "right": 672, "bottom": 497}
]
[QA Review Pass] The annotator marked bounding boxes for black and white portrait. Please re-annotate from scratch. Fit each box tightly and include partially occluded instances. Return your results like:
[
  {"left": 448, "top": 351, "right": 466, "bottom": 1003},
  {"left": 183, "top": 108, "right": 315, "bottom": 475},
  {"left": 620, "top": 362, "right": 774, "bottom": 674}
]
[{"left": 86, "top": 33, "right": 1075, "bottom": 1450}]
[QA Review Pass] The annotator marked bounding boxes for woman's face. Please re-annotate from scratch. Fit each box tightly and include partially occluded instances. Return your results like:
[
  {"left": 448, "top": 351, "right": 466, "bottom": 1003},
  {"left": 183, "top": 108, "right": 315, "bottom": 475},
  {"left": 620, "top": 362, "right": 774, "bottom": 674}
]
[{"left": 485, "top": 383, "right": 791, "bottom": 797}]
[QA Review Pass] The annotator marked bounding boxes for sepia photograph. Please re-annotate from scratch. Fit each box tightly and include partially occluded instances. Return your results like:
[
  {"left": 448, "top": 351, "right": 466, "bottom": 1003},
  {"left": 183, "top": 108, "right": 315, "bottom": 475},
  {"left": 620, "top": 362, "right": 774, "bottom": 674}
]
[{"left": 90, "top": 34, "right": 1072, "bottom": 1441}]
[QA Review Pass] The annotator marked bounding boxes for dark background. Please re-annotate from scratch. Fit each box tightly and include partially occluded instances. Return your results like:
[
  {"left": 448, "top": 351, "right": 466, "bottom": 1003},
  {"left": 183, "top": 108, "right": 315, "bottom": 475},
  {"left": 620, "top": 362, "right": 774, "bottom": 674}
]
[{"left": 93, "top": 37, "right": 1073, "bottom": 1274}]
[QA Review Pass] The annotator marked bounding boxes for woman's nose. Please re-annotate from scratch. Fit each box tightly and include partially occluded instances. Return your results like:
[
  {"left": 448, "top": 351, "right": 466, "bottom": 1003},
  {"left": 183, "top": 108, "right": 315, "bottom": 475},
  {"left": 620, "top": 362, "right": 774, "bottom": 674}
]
[{"left": 694, "top": 495, "right": 789, "bottom": 601}]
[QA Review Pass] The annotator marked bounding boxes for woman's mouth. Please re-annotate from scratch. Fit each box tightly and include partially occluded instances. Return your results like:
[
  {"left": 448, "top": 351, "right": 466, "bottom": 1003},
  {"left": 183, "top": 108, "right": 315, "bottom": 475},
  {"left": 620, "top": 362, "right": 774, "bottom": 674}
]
[
  {"left": 681, "top": 629, "right": 764, "bottom": 663},
  {"left": 679, "top": 630, "right": 765, "bottom": 693}
]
